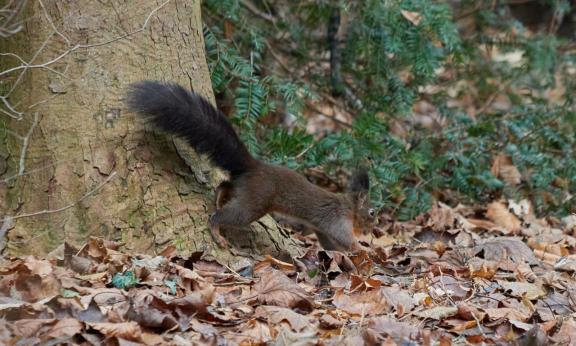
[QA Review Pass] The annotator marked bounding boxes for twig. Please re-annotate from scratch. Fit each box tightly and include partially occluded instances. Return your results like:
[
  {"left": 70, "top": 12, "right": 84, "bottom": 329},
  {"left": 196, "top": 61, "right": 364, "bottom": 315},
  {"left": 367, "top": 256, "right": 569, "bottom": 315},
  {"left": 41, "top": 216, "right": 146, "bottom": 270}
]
[
  {"left": 0, "top": 0, "right": 26, "bottom": 38},
  {"left": 0, "top": 172, "right": 118, "bottom": 223},
  {"left": 239, "top": 0, "right": 276, "bottom": 24},
  {"left": 1, "top": 158, "right": 78, "bottom": 184},
  {"left": 0, "top": 0, "right": 171, "bottom": 78},
  {"left": 476, "top": 77, "right": 516, "bottom": 115},
  {"left": 1, "top": 32, "right": 57, "bottom": 119},
  {"left": 18, "top": 112, "right": 39, "bottom": 176},
  {"left": 307, "top": 100, "right": 353, "bottom": 129},
  {"left": 295, "top": 143, "right": 314, "bottom": 159},
  {"left": 38, "top": 0, "right": 70, "bottom": 46}
]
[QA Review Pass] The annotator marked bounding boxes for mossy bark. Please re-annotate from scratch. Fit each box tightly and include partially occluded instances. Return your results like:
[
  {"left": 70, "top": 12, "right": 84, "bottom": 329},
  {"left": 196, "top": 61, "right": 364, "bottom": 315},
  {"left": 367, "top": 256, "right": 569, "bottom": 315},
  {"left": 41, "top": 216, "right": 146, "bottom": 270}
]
[{"left": 0, "top": 0, "right": 302, "bottom": 265}]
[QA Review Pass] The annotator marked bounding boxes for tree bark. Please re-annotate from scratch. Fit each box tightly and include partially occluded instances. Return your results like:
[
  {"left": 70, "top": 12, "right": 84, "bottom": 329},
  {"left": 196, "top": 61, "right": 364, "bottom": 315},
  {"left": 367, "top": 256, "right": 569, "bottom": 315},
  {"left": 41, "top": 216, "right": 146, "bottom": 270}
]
[{"left": 0, "top": 0, "right": 302, "bottom": 264}]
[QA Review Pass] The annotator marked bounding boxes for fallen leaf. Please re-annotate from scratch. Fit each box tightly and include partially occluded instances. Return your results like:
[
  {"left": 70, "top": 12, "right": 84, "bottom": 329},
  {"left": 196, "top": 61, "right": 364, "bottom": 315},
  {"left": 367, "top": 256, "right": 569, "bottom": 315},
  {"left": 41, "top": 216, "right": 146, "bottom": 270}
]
[
  {"left": 486, "top": 202, "right": 522, "bottom": 234},
  {"left": 89, "top": 322, "right": 142, "bottom": 340},
  {"left": 400, "top": 10, "right": 422, "bottom": 26},
  {"left": 367, "top": 317, "right": 420, "bottom": 342},
  {"left": 429, "top": 275, "right": 472, "bottom": 301},
  {"left": 253, "top": 269, "right": 312, "bottom": 310},
  {"left": 472, "top": 238, "right": 539, "bottom": 265},
  {"left": 552, "top": 318, "right": 576, "bottom": 344},
  {"left": 255, "top": 305, "right": 314, "bottom": 332},
  {"left": 273, "top": 324, "right": 318, "bottom": 346},
  {"left": 9, "top": 319, "right": 55, "bottom": 338},
  {"left": 497, "top": 280, "right": 546, "bottom": 300},
  {"left": 468, "top": 258, "right": 498, "bottom": 279},
  {"left": 319, "top": 314, "right": 344, "bottom": 329},
  {"left": 23, "top": 256, "right": 53, "bottom": 276},
  {"left": 414, "top": 306, "right": 458, "bottom": 320},
  {"left": 47, "top": 318, "right": 83, "bottom": 338},
  {"left": 554, "top": 256, "right": 576, "bottom": 273},
  {"left": 491, "top": 155, "right": 521, "bottom": 186},
  {"left": 230, "top": 319, "right": 273, "bottom": 344},
  {"left": 380, "top": 286, "right": 415, "bottom": 316},
  {"left": 350, "top": 275, "right": 382, "bottom": 292},
  {"left": 254, "top": 255, "right": 296, "bottom": 274},
  {"left": 332, "top": 288, "right": 389, "bottom": 316},
  {"left": 484, "top": 308, "right": 531, "bottom": 322}
]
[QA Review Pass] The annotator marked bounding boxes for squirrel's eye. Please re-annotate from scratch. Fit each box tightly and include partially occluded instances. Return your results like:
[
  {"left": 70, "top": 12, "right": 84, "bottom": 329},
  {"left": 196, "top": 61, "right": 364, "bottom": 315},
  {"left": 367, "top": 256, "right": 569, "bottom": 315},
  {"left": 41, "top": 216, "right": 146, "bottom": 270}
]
[{"left": 368, "top": 208, "right": 375, "bottom": 217}]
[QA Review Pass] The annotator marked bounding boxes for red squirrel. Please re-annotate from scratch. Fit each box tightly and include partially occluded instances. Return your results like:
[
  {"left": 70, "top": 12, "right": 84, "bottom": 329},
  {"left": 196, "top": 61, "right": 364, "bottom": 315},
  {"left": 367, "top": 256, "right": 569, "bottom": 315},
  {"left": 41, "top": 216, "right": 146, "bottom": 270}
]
[{"left": 126, "top": 81, "right": 377, "bottom": 251}]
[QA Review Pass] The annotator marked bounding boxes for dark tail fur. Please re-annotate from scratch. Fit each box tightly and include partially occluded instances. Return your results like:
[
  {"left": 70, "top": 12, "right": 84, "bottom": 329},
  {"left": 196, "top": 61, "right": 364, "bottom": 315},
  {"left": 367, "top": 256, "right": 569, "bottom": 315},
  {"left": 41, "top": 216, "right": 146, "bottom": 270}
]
[{"left": 126, "top": 81, "right": 255, "bottom": 176}]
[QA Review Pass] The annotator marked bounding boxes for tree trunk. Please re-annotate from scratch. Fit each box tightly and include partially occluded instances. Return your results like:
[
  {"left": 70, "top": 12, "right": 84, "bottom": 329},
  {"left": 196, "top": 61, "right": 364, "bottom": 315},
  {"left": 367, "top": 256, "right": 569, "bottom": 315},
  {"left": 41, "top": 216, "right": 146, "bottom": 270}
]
[{"left": 0, "top": 0, "right": 301, "bottom": 264}]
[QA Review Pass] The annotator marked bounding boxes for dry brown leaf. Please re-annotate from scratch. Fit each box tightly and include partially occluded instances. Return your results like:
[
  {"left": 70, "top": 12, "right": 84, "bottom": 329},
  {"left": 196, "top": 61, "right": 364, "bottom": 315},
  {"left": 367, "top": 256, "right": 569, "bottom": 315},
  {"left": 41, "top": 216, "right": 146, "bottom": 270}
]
[
  {"left": 231, "top": 319, "right": 273, "bottom": 344},
  {"left": 456, "top": 304, "right": 486, "bottom": 322},
  {"left": 319, "top": 314, "right": 344, "bottom": 329},
  {"left": 472, "top": 238, "right": 539, "bottom": 265},
  {"left": 484, "top": 308, "right": 531, "bottom": 322},
  {"left": 367, "top": 317, "right": 420, "bottom": 342},
  {"left": 466, "top": 218, "right": 497, "bottom": 231},
  {"left": 47, "top": 318, "right": 83, "bottom": 339},
  {"left": 554, "top": 256, "right": 576, "bottom": 273},
  {"left": 425, "top": 203, "right": 458, "bottom": 232},
  {"left": 491, "top": 155, "right": 521, "bottom": 186},
  {"left": 428, "top": 275, "right": 472, "bottom": 301},
  {"left": 413, "top": 306, "right": 458, "bottom": 320},
  {"left": 400, "top": 9, "right": 422, "bottom": 26},
  {"left": 527, "top": 238, "right": 568, "bottom": 257},
  {"left": 254, "top": 255, "right": 296, "bottom": 274},
  {"left": 23, "top": 256, "right": 53, "bottom": 276},
  {"left": 350, "top": 275, "right": 382, "bottom": 292},
  {"left": 9, "top": 319, "right": 55, "bottom": 338},
  {"left": 255, "top": 305, "right": 314, "bottom": 332},
  {"left": 468, "top": 258, "right": 498, "bottom": 279},
  {"left": 497, "top": 281, "right": 546, "bottom": 300},
  {"left": 332, "top": 288, "right": 389, "bottom": 316},
  {"left": 446, "top": 319, "right": 478, "bottom": 332},
  {"left": 552, "top": 318, "right": 576, "bottom": 344},
  {"left": 380, "top": 286, "right": 415, "bottom": 316},
  {"left": 486, "top": 202, "right": 522, "bottom": 234},
  {"left": 89, "top": 322, "right": 142, "bottom": 340},
  {"left": 253, "top": 269, "right": 312, "bottom": 310}
]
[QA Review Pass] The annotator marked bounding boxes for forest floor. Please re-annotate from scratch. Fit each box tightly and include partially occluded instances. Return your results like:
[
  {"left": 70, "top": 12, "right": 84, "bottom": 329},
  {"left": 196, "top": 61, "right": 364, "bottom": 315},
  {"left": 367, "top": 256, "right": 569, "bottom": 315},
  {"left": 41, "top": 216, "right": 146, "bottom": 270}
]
[{"left": 1, "top": 201, "right": 575, "bottom": 345}]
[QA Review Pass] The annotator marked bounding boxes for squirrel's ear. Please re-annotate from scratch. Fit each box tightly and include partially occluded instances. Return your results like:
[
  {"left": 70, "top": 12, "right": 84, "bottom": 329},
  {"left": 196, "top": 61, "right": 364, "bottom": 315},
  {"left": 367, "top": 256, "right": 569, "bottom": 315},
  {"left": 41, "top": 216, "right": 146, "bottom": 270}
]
[{"left": 349, "top": 168, "right": 369, "bottom": 202}]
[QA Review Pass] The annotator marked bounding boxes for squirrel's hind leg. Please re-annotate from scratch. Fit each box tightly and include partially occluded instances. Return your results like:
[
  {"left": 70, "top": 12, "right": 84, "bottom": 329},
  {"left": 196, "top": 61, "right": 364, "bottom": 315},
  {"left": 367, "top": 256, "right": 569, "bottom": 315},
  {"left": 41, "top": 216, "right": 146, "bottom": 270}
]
[{"left": 209, "top": 199, "right": 266, "bottom": 248}]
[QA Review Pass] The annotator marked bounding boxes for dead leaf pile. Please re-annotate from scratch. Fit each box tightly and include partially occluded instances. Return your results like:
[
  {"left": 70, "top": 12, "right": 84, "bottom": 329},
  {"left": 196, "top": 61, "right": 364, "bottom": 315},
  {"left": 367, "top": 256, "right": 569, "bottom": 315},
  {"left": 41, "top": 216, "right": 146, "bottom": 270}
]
[{"left": 1, "top": 201, "right": 576, "bottom": 345}]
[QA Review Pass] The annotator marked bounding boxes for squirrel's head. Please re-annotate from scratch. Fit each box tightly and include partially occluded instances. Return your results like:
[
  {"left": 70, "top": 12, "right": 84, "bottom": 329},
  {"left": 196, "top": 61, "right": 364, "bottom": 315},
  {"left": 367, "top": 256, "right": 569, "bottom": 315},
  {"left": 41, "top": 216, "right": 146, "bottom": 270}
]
[{"left": 348, "top": 169, "right": 378, "bottom": 235}]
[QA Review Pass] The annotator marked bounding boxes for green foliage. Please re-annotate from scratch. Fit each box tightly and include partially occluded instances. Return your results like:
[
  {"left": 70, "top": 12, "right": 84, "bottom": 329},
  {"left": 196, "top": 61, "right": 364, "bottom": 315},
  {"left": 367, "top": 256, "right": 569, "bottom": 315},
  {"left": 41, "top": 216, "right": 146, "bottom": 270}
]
[{"left": 202, "top": 0, "right": 576, "bottom": 219}]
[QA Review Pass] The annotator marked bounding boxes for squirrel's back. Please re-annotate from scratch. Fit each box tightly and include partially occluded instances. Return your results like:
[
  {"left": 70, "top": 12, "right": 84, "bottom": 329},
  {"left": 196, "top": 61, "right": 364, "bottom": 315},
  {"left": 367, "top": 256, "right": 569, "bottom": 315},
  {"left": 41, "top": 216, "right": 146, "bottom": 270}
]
[{"left": 126, "top": 81, "right": 255, "bottom": 176}]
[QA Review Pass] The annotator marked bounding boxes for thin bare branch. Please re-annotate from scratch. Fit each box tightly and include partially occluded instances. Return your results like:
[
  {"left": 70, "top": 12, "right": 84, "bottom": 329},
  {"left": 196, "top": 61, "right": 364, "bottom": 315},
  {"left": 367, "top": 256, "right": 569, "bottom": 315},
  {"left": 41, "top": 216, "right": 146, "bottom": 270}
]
[
  {"left": 0, "top": 0, "right": 26, "bottom": 38},
  {"left": 18, "top": 112, "right": 40, "bottom": 176},
  {"left": 1, "top": 171, "right": 118, "bottom": 223},
  {"left": 0, "top": 0, "right": 171, "bottom": 78}
]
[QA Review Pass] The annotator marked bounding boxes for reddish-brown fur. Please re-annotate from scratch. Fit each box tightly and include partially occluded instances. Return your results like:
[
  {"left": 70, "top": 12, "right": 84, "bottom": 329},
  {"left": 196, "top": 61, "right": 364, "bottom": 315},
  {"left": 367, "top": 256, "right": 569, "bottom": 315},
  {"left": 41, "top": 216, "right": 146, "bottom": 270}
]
[
  {"left": 127, "top": 81, "right": 377, "bottom": 251},
  {"left": 211, "top": 160, "right": 376, "bottom": 251}
]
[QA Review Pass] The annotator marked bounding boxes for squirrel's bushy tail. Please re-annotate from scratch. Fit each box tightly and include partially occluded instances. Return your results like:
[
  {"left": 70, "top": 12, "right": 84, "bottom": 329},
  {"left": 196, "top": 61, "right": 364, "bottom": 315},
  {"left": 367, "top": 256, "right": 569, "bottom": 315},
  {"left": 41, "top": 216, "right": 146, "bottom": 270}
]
[{"left": 126, "top": 81, "right": 255, "bottom": 176}]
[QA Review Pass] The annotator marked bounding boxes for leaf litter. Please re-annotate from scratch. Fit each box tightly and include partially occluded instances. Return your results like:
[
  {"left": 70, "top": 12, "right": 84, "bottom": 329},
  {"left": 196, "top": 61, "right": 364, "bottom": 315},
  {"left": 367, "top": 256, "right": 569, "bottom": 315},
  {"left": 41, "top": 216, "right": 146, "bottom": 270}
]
[{"left": 1, "top": 201, "right": 576, "bottom": 345}]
